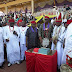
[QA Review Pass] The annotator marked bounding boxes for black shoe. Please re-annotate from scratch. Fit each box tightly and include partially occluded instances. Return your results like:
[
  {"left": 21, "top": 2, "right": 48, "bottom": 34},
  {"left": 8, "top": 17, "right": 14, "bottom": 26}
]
[
  {"left": 20, "top": 60, "right": 24, "bottom": 63},
  {"left": 57, "top": 69, "right": 60, "bottom": 72},
  {"left": 20, "top": 61, "right": 23, "bottom": 63},
  {"left": 0, "top": 65, "right": 4, "bottom": 69}
]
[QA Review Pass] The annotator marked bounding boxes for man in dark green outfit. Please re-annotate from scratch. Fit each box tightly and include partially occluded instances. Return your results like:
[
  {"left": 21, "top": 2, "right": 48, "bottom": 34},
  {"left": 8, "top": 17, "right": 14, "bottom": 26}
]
[{"left": 38, "top": 16, "right": 53, "bottom": 48}]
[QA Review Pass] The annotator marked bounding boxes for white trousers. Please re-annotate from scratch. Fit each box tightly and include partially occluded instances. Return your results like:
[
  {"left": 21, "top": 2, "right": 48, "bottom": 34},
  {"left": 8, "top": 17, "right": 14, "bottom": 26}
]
[
  {"left": 57, "top": 41, "right": 63, "bottom": 69},
  {"left": 0, "top": 48, "right": 4, "bottom": 66},
  {"left": 20, "top": 44, "right": 27, "bottom": 61},
  {"left": 61, "top": 48, "right": 66, "bottom": 64},
  {"left": 51, "top": 42, "right": 57, "bottom": 50}
]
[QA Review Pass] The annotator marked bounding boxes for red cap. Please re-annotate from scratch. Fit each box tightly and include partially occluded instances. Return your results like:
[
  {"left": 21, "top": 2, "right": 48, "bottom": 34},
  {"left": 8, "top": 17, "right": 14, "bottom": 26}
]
[
  {"left": 56, "top": 13, "right": 62, "bottom": 22},
  {"left": 31, "top": 21, "right": 36, "bottom": 24},
  {"left": 9, "top": 19, "right": 15, "bottom": 23},
  {"left": 45, "top": 16, "right": 49, "bottom": 19},
  {"left": 67, "top": 20, "right": 72, "bottom": 24},
  {"left": 17, "top": 19, "right": 22, "bottom": 26},
  {"left": 18, "top": 20, "right": 22, "bottom": 23}
]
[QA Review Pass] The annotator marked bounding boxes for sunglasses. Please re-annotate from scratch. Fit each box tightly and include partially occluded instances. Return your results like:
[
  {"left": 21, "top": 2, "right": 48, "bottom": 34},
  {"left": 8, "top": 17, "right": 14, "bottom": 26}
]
[
  {"left": 45, "top": 19, "right": 48, "bottom": 20},
  {"left": 63, "top": 22, "right": 67, "bottom": 24}
]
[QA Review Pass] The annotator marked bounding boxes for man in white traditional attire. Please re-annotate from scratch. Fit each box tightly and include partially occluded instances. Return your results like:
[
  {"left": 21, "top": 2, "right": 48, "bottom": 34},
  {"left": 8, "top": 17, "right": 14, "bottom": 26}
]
[
  {"left": 51, "top": 13, "right": 65, "bottom": 50},
  {"left": 3, "top": 19, "right": 20, "bottom": 67},
  {"left": 56, "top": 19, "right": 70, "bottom": 69},
  {"left": 51, "top": 14, "right": 65, "bottom": 69},
  {"left": 61, "top": 20, "right": 72, "bottom": 64},
  {"left": 19, "top": 21, "right": 28, "bottom": 62},
  {"left": 0, "top": 24, "right": 4, "bottom": 69}
]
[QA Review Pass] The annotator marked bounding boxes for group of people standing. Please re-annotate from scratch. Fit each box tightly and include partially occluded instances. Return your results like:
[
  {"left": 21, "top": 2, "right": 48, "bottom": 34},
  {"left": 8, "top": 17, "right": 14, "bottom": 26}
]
[
  {"left": 0, "top": 6, "right": 72, "bottom": 72},
  {"left": 0, "top": 18, "right": 28, "bottom": 69},
  {"left": 0, "top": 15, "right": 53, "bottom": 69}
]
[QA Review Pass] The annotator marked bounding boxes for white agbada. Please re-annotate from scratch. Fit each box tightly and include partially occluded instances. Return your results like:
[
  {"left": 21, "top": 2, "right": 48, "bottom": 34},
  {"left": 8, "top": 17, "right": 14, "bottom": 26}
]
[
  {"left": 19, "top": 26, "right": 28, "bottom": 60},
  {"left": 62, "top": 23, "right": 72, "bottom": 64},
  {"left": 51, "top": 25, "right": 58, "bottom": 50},
  {"left": 2, "top": 26, "right": 8, "bottom": 44},
  {"left": 56, "top": 27, "right": 67, "bottom": 69},
  {"left": 0, "top": 27, "right": 4, "bottom": 66},
  {"left": 51, "top": 25, "right": 65, "bottom": 69},
  {"left": 51, "top": 25, "right": 65, "bottom": 50},
  {"left": 3, "top": 26, "right": 20, "bottom": 64}
]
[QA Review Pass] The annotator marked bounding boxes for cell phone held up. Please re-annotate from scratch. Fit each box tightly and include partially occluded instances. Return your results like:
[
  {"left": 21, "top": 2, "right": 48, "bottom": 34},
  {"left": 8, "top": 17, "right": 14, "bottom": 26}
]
[{"left": 13, "top": 31, "right": 18, "bottom": 36}]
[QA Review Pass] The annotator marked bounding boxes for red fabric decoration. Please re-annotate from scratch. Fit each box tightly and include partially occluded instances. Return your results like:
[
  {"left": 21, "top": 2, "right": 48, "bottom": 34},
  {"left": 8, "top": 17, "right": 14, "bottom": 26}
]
[
  {"left": 35, "top": 51, "right": 57, "bottom": 72},
  {"left": 9, "top": 19, "right": 15, "bottom": 23},
  {"left": 25, "top": 50, "right": 57, "bottom": 72},
  {"left": 45, "top": 16, "right": 49, "bottom": 19},
  {"left": 67, "top": 20, "right": 72, "bottom": 24},
  {"left": 17, "top": 19, "right": 22, "bottom": 26},
  {"left": 31, "top": 21, "right": 36, "bottom": 24},
  {"left": 33, "top": 48, "right": 39, "bottom": 52},
  {"left": 25, "top": 52, "right": 36, "bottom": 72}
]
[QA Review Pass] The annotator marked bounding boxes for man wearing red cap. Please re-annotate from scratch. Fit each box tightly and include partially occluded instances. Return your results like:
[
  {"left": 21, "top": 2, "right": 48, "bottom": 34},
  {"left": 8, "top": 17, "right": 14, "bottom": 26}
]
[
  {"left": 56, "top": 19, "right": 71, "bottom": 69},
  {"left": 51, "top": 16, "right": 65, "bottom": 69},
  {"left": 51, "top": 21, "right": 63, "bottom": 50},
  {"left": 26, "top": 21, "right": 39, "bottom": 49},
  {"left": 8, "top": 16, "right": 15, "bottom": 23},
  {"left": 62, "top": 20, "right": 72, "bottom": 64},
  {"left": 9, "top": 18, "right": 14, "bottom": 23},
  {"left": 51, "top": 12, "right": 64, "bottom": 50},
  {"left": 17, "top": 17, "right": 22, "bottom": 26},
  {"left": 38, "top": 16, "right": 53, "bottom": 48},
  {"left": 3, "top": 19, "right": 20, "bottom": 67},
  {"left": 19, "top": 21, "right": 29, "bottom": 62}
]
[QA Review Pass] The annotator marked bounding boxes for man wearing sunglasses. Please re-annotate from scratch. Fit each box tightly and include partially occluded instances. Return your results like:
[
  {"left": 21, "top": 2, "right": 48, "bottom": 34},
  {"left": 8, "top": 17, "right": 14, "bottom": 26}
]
[{"left": 38, "top": 16, "right": 53, "bottom": 48}]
